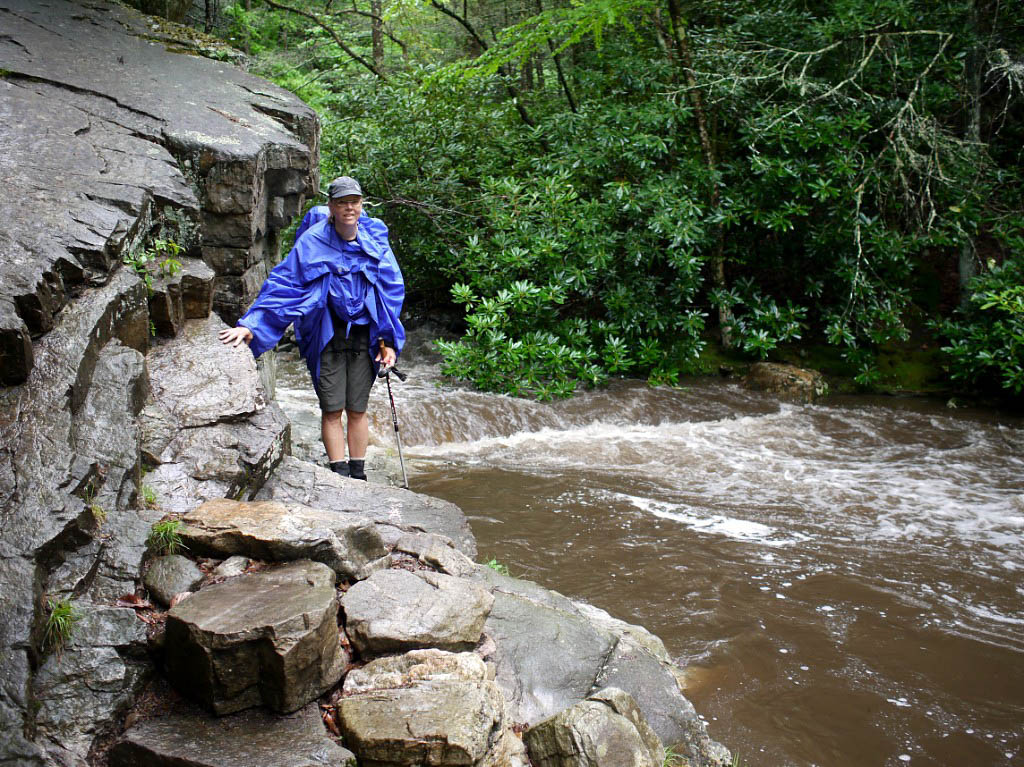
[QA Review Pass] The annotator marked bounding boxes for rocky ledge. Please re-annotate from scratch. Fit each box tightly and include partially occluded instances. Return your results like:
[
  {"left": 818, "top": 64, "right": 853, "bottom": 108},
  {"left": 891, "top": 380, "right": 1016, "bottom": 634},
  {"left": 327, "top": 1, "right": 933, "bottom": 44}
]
[{"left": 117, "top": 484, "right": 731, "bottom": 767}]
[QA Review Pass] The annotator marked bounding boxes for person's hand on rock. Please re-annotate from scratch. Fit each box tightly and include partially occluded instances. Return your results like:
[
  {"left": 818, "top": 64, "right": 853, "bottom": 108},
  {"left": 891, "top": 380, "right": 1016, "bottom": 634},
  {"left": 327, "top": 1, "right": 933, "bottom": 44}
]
[{"left": 219, "top": 326, "right": 253, "bottom": 348}]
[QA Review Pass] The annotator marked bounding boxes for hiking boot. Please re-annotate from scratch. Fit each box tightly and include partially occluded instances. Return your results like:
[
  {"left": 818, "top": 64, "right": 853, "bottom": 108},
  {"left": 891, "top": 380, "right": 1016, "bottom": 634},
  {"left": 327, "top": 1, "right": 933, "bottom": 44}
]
[
  {"left": 329, "top": 460, "right": 349, "bottom": 477},
  {"left": 348, "top": 459, "right": 367, "bottom": 481}
]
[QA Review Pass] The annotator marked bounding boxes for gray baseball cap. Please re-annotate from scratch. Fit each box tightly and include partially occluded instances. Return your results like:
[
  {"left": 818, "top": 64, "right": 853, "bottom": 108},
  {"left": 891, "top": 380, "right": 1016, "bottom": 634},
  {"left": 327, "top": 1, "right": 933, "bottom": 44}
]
[{"left": 327, "top": 176, "right": 363, "bottom": 199}]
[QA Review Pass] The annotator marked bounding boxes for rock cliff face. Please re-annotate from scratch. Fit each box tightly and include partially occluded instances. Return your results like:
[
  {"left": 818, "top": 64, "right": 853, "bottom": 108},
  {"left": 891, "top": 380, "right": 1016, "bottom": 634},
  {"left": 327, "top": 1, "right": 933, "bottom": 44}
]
[
  {"left": 0, "top": 2, "right": 317, "bottom": 763},
  {"left": 0, "top": 0, "right": 319, "bottom": 385}
]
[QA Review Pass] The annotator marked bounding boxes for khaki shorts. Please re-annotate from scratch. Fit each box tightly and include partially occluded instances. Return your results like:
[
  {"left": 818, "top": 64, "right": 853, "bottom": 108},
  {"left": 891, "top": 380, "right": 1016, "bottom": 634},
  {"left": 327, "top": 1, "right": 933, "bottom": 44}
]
[{"left": 317, "top": 324, "right": 373, "bottom": 412}]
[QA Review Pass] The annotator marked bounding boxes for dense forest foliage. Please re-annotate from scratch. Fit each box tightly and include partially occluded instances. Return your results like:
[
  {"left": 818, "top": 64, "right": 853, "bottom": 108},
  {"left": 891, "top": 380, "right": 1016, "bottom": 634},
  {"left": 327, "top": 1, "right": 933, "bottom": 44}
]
[{"left": 212, "top": 0, "right": 1021, "bottom": 400}]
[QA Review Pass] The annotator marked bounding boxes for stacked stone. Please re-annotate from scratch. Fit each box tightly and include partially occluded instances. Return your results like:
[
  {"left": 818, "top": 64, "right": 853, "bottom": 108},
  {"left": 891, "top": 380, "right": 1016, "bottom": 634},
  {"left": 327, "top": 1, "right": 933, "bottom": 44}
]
[{"left": 106, "top": 474, "right": 731, "bottom": 767}]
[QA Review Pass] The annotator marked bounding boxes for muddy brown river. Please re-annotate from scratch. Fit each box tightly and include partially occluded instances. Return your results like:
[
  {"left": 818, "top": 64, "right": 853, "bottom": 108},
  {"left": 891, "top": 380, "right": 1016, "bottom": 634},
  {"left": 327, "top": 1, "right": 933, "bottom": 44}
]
[{"left": 275, "top": 329, "right": 1024, "bottom": 767}]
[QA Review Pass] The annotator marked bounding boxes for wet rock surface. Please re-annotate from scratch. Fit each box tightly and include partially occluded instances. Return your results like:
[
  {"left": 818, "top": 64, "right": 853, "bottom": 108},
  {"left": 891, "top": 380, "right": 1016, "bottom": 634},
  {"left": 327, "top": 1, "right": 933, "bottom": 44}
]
[
  {"left": 339, "top": 648, "right": 527, "bottom": 767},
  {"left": 0, "top": 2, "right": 318, "bottom": 760},
  {"left": 181, "top": 498, "right": 390, "bottom": 580},
  {"left": 524, "top": 687, "right": 665, "bottom": 767},
  {"left": 257, "top": 456, "right": 477, "bottom": 557},
  {"left": 32, "top": 607, "right": 152, "bottom": 765},
  {"left": 110, "top": 702, "right": 355, "bottom": 767},
  {"left": 164, "top": 560, "right": 345, "bottom": 715},
  {"left": 144, "top": 554, "right": 204, "bottom": 606},
  {"left": 743, "top": 361, "right": 827, "bottom": 402},
  {"left": 342, "top": 568, "right": 494, "bottom": 654},
  {"left": 0, "top": 0, "right": 318, "bottom": 384},
  {"left": 141, "top": 315, "right": 290, "bottom": 513}
]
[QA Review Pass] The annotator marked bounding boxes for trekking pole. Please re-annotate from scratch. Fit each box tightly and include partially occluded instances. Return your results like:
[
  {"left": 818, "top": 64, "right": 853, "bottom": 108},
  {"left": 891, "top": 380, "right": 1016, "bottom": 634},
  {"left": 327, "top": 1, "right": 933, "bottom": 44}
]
[{"left": 378, "top": 350, "right": 409, "bottom": 489}]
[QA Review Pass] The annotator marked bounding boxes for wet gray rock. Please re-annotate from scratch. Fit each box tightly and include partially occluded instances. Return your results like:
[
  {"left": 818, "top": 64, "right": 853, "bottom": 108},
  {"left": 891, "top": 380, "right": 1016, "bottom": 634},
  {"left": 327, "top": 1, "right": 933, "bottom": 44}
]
[
  {"left": 743, "top": 361, "right": 827, "bottom": 403},
  {"left": 0, "top": 0, "right": 318, "bottom": 383},
  {"left": 395, "top": 531, "right": 477, "bottom": 577},
  {"left": 141, "top": 316, "right": 290, "bottom": 513},
  {"left": 257, "top": 456, "right": 477, "bottom": 557},
  {"left": 0, "top": 1, "right": 319, "bottom": 762},
  {"left": 180, "top": 498, "right": 389, "bottom": 580},
  {"left": 147, "top": 315, "right": 269, "bottom": 428},
  {"left": 213, "top": 555, "right": 250, "bottom": 579},
  {"left": 0, "top": 269, "right": 150, "bottom": 766},
  {"left": 109, "top": 702, "right": 355, "bottom": 767},
  {"left": 339, "top": 648, "right": 527, "bottom": 767},
  {"left": 524, "top": 688, "right": 665, "bottom": 767},
  {"left": 145, "top": 554, "right": 204, "bottom": 606},
  {"left": 342, "top": 568, "right": 494, "bottom": 655},
  {"left": 165, "top": 560, "right": 344, "bottom": 715},
  {"left": 32, "top": 607, "right": 151, "bottom": 764},
  {"left": 483, "top": 591, "right": 616, "bottom": 728},
  {"left": 148, "top": 257, "right": 215, "bottom": 337}
]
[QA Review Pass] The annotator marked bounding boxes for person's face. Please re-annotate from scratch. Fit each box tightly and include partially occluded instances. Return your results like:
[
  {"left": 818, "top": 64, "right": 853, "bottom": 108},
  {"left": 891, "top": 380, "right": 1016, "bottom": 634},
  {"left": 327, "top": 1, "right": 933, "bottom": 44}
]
[{"left": 329, "top": 195, "right": 362, "bottom": 226}]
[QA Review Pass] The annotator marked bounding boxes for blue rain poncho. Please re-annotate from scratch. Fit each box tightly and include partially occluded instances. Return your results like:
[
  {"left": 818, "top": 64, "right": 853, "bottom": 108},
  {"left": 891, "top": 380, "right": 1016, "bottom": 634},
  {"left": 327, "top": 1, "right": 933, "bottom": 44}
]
[{"left": 237, "top": 210, "right": 405, "bottom": 384}]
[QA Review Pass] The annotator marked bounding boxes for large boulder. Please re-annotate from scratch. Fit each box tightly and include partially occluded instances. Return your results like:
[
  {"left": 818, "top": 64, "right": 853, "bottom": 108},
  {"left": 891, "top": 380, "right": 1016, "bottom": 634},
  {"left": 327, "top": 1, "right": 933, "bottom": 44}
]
[
  {"left": 140, "top": 315, "right": 291, "bottom": 514},
  {"left": 482, "top": 590, "right": 616, "bottom": 727},
  {"left": 257, "top": 456, "right": 477, "bottom": 557},
  {"left": 109, "top": 701, "right": 355, "bottom": 767},
  {"left": 342, "top": 568, "right": 494, "bottom": 655},
  {"left": 0, "top": 0, "right": 318, "bottom": 385},
  {"left": 743, "top": 361, "right": 827, "bottom": 403},
  {"left": 471, "top": 568, "right": 730, "bottom": 765},
  {"left": 164, "top": 560, "right": 345, "bottom": 715},
  {"left": 180, "top": 498, "right": 390, "bottom": 580},
  {"left": 524, "top": 688, "right": 665, "bottom": 767},
  {"left": 339, "top": 649, "right": 528, "bottom": 767}
]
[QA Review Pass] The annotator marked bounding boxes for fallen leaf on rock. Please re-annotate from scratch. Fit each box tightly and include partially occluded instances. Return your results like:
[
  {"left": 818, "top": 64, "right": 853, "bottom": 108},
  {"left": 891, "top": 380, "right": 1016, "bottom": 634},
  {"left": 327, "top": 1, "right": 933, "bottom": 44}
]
[
  {"left": 321, "top": 707, "right": 342, "bottom": 737},
  {"left": 169, "top": 592, "right": 192, "bottom": 608}
]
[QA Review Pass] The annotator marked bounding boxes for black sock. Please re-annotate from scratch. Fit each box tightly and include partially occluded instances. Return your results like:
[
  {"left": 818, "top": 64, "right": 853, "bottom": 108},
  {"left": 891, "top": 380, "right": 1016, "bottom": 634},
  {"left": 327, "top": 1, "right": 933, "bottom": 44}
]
[
  {"left": 329, "top": 460, "right": 349, "bottom": 477},
  {"left": 348, "top": 459, "right": 366, "bottom": 480}
]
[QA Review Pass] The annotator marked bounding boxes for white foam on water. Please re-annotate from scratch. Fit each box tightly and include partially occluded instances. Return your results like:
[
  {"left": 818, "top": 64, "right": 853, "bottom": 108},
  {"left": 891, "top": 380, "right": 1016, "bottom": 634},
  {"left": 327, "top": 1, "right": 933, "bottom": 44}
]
[
  {"left": 409, "top": 394, "right": 1024, "bottom": 569},
  {"left": 613, "top": 492, "right": 811, "bottom": 546}
]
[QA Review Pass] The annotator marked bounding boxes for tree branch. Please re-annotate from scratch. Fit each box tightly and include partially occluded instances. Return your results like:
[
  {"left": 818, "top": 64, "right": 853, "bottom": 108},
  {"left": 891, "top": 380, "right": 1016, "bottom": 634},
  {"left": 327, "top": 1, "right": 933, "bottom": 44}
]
[
  {"left": 261, "top": 0, "right": 387, "bottom": 80},
  {"left": 430, "top": 0, "right": 541, "bottom": 131}
]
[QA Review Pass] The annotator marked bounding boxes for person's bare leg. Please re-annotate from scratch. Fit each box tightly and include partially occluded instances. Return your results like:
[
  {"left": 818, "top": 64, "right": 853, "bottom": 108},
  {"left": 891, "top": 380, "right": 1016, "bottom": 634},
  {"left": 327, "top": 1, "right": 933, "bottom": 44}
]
[
  {"left": 346, "top": 409, "right": 368, "bottom": 459},
  {"left": 322, "top": 410, "right": 346, "bottom": 462}
]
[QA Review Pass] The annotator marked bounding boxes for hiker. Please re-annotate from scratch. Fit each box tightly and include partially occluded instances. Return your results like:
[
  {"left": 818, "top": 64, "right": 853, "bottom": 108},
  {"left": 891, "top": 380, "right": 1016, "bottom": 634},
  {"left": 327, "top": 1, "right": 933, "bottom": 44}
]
[{"left": 219, "top": 176, "right": 405, "bottom": 480}]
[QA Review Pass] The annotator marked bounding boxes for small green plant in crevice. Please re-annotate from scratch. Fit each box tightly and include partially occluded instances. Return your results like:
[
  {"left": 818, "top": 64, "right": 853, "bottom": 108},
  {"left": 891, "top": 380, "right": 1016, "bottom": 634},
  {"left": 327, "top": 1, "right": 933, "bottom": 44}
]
[
  {"left": 43, "top": 597, "right": 81, "bottom": 655},
  {"left": 662, "top": 746, "right": 688, "bottom": 766},
  {"left": 485, "top": 558, "right": 510, "bottom": 576},
  {"left": 123, "top": 237, "right": 184, "bottom": 295},
  {"left": 147, "top": 519, "right": 185, "bottom": 556},
  {"left": 81, "top": 486, "right": 106, "bottom": 526},
  {"left": 140, "top": 484, "right": 158, "bottom": 510}
]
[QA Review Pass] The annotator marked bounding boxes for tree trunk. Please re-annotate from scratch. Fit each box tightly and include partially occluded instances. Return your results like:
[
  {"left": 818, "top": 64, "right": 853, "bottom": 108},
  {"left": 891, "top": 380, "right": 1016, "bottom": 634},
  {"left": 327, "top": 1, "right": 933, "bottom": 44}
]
[
  {"left": 664, "top": 0, "right": 732, "bottom": 346},
  {"left": 959, "top": 0, "right": 984, "bottom": 308},
  {"left": 371, "top": 0, "right": 385, "bottom": 68}
]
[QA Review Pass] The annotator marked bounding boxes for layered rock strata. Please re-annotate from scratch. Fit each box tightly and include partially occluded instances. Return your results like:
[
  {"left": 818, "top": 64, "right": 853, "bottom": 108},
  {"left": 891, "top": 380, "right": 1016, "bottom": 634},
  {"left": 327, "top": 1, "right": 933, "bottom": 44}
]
[{"left": 0, "top": 0, "right": 319, "bottom": 385}]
